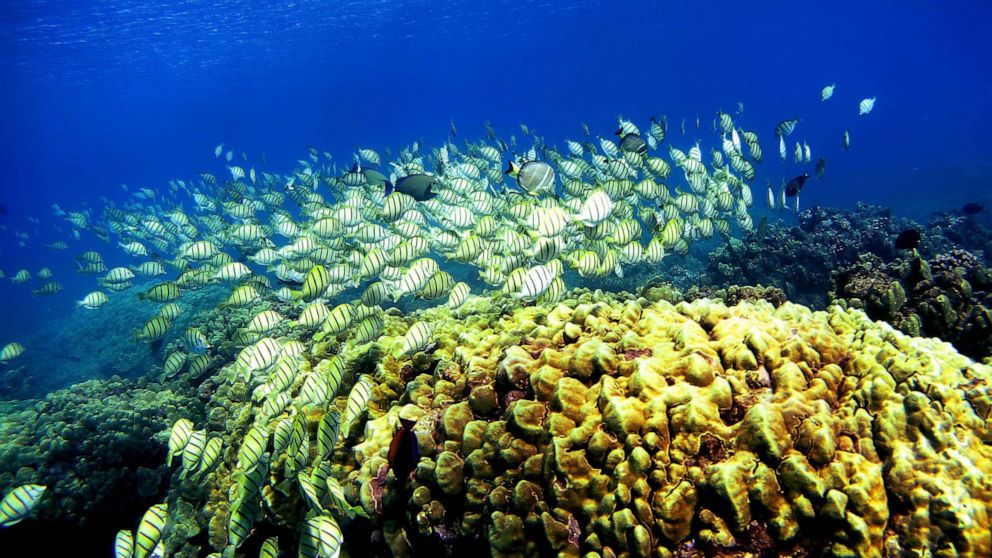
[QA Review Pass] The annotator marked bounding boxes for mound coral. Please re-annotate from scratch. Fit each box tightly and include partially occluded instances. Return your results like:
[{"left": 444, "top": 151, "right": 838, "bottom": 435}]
[
  {"left": 0, "top": 376, "right": 200, "bottom": 527},
  {"left": 706, "top": 204, "right": 915, "bottom": 307},
  {"left": 152, "top": 289, "right": 992, "bottom": 558},
  {"left": 832, "top": 250, "right": 992, "bottom": 362}
]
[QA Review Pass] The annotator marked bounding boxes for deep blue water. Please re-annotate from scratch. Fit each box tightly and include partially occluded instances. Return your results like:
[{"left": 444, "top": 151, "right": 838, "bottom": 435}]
[{"left": 1, "top": 0, "right": 991, "bottom": 358}]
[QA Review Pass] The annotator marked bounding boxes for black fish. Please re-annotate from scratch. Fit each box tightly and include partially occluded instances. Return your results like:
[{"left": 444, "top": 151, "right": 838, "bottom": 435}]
[
  {"left": 895, "top": 228, "right": 921, "bottom": 251},
  {"left": 0, "top": 203, "right": 7, "bottom": 216},
  {"left": 784, "top": 172, "right": 810, "bottom": 197},
  {"left": 387, "top": 174, "right": 437, "bottom": 201},
  {"left": 387, "top": 418, "right": 419, "bottom": 482},
  {"left": 617, "top": 133, "right": 648, "bottom": 155},
  {"left": 962, "top": 202, "right": 984, "bottom": 215},
  {"left": 814, "top": 158, "right": 826, "bottom": 180}
]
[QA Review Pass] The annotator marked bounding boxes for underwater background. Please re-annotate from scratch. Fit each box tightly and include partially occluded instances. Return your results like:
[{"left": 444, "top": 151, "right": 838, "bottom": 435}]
[{"left": 2, "top": 1, "right": 992, "bottom": 556}]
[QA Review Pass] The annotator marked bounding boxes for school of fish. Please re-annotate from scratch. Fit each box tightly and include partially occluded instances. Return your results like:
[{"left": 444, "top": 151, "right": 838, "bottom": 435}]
[{"left": 0, "top": 88, "right": 878, "bottom": 555}]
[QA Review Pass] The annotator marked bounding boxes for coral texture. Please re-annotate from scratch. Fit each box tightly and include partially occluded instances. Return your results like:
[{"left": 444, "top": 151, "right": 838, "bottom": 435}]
[{"left": 146, "top": 290, "right": 992, "bottom": 558}]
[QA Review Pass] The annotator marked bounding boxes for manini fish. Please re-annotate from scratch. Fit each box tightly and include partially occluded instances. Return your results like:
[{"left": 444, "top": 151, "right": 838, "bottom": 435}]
[{"left": 0, "top": 102, "right": 876, "bottom": 549}]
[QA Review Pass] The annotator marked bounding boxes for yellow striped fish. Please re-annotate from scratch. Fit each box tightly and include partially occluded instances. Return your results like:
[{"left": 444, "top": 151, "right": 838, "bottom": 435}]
[
  {"left": 180, "top": 430, "right": 206, "bottom": 478},
  {"left": 195, "top": 436, "right": 222, "bottom": 475},
  {"left": 400, "top": 321, "right": 433, "bottom": 356},
  {"left": 342, "top": 374, "right": 375, "bottom": 439},
  {"left": 114, "top": 530, "right": 134, "bottom": 558},
  {"left": 166, "top": 418, "right": 194, "bottom": 466},
  {"left": 227, "top": 498, "right": 254, "bottom": 548},
  {"left": 0, "top": 342, "right": 26, "bottom": 362},
  {"left": 237, "top": 426, "right": 268, "bottom": 471},
  {"left": 259, "top": 537, "right": 280, "bottom": 558},
  {"left": 133, "top": 502, "right": 168, "bottom": 558},
  {"left": 317, "top": 409, "right": 342, "bottom": 459},
  {"left": 0, "top": 484, "right": 46, "bottom": 526},
  {"left": 296, "top": 265, "right": 330, "bottom": 302}
]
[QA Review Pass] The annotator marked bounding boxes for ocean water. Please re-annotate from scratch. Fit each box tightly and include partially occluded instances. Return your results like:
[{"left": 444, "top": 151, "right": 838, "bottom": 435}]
[{"left": 1, "top": 0, "right": 992, "bottom": 555}]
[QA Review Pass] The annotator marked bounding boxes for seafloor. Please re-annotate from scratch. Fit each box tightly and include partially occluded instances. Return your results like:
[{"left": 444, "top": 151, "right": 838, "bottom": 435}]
[{"left": 1, "top": 203, "right": 991, "bottom": 557}]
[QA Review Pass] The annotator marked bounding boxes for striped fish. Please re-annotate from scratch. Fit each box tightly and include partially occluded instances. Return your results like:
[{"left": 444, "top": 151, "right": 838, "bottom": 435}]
[
  {"left": 134, "top": 316, "right": 172, "bottom": 342},
  {"left": 188, "top": 354, "right": 212, "bottom": 377},
  {"left": 162, "top": 351, "right": 187, "bottom": 380},
  {"left": 0, "top": 343, "right": 25, "bottom": 362},
  {"left": 297, "top": 265, "right": 330, "bottom": 302},
  {"left": 133, "top": 502, "right": 168, "bottom": 558},
  {"left": 180, "top": 429, "right": 206, "bottom": 478},
  {"left": 196, "top": 437, "right": 222, "bottom": 476},
  {"left": 259, "top": 537, "right": 280, "bottom": 558},
  {"left": 352, "top": 315, "right": 383, "bottom": 345},
  {"left": 577, "top": 190, "right": 613, "bottom": 227},
  {"left": 182, "top": 328, "right": 210, "bottom": 355},
  {"left": 298, "top": 473, "right": 323, "bottom": 511},
  {"left": 300, "top": 514, "right": 343, "bottom": 558},
  {"left": 518, "top": 264, "right": 555, "bottom": 300},
  {"left": 416, "top": 270, "right": 454, "bottom": 300},
  {"left": 114, "top": 530, "right": 134, "bottom": 558},
  {"left": 317, "top": 409, "right": 342, "bottom": 459},
  {"left": 244, "top": 337, "right": 281, "bottom": 377},
  {"left": 237, "top": 426, "right": 268, "bottom": 471},
  {"left": 296, "top": 301, "right": 330, "bottom": 329},
  {"left": 400, "top": 321, "right": 433, "bottom": 356},
  {"left": 157, "top": 303, "right": 182, "bottom": 321},
  {"left": 213, "top": 262, "right": 252, "bottom": 283},
  {"left": 858, "top": 96, "right": 876, "bottom": 115},
  {"left": 77, "top": 291, "right": 109, "bottom": 309},
  {"left": 323, "top": 303, "right": 355, "bottom": 336},
  {"left": 223, "top": 285, "right": 260, "bottom": 308},
  {"left": 237, "top": 455, "right": 269, "bottom": 502},
  {"left": 166, "top": 418, "right": 194, "bottom": 466},
  {"left": 272, "top": 416, "right": 294, "bottom": 455},
  {"left": 775, "top": 118, "right": 800, "bottom": 137},
  {"left": 255, "top": 356, "right": 299, "bottom": 400},
  {"left": 246, "top": 310, "right": 284, "bottom": 335},
  {"left": 448, "top": 282, "right": 470, "bottom": 309},
  {"left": 298, "top": 370, "right": 331, "bottom": 408},
  {"left": 181, "top": 240, "right": 218, "bottom": 261},
  {"left": 227, "top": 498, "right": 254, "bottom": 548},
  {"left": 0, "top": 484, "right": 46, "bottom": 526},
  {"left": 342, "top": 375, "right": 375, "bottom": 439},
  {"left": 261, "top": 392, "right": 291, "bottom": 420}
]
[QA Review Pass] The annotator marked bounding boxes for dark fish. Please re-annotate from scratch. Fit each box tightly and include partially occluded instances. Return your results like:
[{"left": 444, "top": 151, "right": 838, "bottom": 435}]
[
  {"left": 0, "top": 203, "right": 7, "bottom": 216},
  {"left": 617, "top": 133, "right": 648, "bottom": 155},
  {"left": 784, "top": 172, "right": 810, "bottom": 197},
  {"left": 962, "top": 202, "right": 984, "bottom": 215},
  {"left": 756, "top": 215, "right": 768, "bottom": 243},
  {"left": 352, "top": 163, "right": 389, "bottom": 188},
  {"left": 895, "top": 228, "right": 921, "bottom": 251},
  {"left": 814, "top": 158, "right": 826, "bottom": 179},
  {"left": 387, "top": 418, "right": 419, "bottom": 482},
  {"left": 387, "top": 174, "right": 437, "bottom": 201},
  {"left": 582, "top": 122, "right": 590, "bottom": 137}
]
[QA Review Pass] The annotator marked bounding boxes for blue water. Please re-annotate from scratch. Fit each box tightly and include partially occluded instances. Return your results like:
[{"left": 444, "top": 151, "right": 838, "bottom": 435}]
[{"left": 1, "top": 0, "right": 991, "bottom": 355}]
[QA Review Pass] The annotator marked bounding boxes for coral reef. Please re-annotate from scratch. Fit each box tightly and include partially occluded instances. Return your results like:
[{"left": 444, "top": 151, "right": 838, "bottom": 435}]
[
  {"left": 0, "top": 376, "right": 201, "bottom": 528},
  {"left": 832, "top": 250, "right": 992, "bottom": 362},
  {"left": 151, "top": 289, "right": 992, "bottom": 558},
  {"left": 706, "top": 204, "right": 917, "bottom": 307},
  {"left": 922, "top": 210, "right": 992, "bottom": 264}
]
